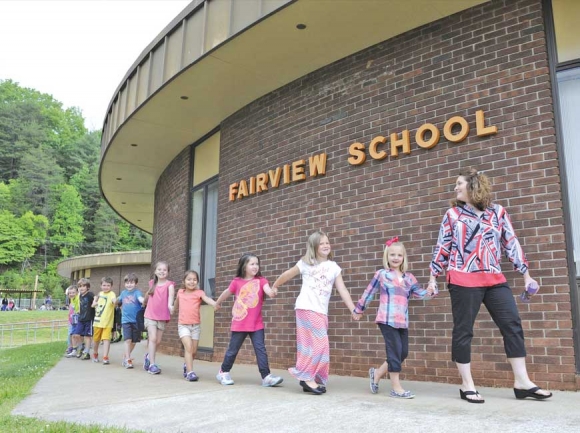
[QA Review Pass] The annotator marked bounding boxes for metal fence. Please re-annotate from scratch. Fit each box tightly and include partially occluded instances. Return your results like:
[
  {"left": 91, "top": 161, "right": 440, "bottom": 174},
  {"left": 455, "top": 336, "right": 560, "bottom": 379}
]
[{"left": 0, "top": 320, "right": 68, "bottom": 349}]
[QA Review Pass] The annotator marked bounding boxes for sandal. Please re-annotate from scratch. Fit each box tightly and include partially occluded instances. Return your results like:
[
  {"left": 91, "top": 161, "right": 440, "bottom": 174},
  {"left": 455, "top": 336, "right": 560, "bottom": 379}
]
[
  {"left": 460, "top": 389, "right": 485, "bottom": 403},
  {"left": 514, "top": 387, "right": 552, "bottom": 400}
]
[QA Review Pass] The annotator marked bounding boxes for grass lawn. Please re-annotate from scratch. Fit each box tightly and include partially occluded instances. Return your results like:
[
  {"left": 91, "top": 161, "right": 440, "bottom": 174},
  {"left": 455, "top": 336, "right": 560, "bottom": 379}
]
[
  {"left": 0, "top": 342, "right": 142, "bottom": 433},
  {"left": 0, "top": 311, "right": 69, "bottom": 348},
  {"left": 0, "top": 310, "right": 68, "bottom": 324}
]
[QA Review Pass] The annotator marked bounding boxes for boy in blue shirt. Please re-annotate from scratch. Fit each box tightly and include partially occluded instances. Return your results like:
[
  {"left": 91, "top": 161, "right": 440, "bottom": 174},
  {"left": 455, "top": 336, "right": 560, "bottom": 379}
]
[{"left": 117, "top": 273, "right": 144, "bottom": 369}]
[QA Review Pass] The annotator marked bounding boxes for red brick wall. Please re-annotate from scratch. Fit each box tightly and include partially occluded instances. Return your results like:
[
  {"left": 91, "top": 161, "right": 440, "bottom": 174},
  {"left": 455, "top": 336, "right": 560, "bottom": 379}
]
[
  {"left": 211, "top": 0, "right": 576, "bottom": 390},
  {"left": 152, "top": 146, "right": 191, "bottom": 356}
]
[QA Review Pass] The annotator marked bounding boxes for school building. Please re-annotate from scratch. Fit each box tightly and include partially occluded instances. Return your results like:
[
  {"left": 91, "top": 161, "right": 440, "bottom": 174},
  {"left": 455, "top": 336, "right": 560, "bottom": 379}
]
[{"left": 99, "top": 0, "right": 580, "bottom": 390}]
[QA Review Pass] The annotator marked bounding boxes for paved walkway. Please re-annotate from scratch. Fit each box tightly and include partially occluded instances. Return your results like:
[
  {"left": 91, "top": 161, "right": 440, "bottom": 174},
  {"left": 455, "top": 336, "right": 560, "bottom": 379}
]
[{"left": 13, "top": 341, "right": 580, "bottom": 433}]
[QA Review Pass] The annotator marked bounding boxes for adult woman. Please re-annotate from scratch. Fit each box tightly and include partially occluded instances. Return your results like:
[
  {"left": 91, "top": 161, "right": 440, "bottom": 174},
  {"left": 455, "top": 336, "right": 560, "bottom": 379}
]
[{"left": 428, "top": 167, "right": 552, "bottom": 403}]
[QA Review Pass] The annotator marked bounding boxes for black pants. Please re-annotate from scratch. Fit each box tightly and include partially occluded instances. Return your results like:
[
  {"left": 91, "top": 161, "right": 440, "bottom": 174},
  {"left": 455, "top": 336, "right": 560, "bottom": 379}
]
[
  {"left": 449, "top": 282, "right": 526, "bottom": 364},
  {"left": 378, "top": 323, "right": 408, "bottom": 372}
]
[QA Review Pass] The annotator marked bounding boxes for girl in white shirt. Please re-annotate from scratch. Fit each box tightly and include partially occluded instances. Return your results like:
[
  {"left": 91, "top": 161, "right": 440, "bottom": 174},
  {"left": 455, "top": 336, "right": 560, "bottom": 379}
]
[{"left": 272, "top": 230, "right": 359, "bottom": 395}]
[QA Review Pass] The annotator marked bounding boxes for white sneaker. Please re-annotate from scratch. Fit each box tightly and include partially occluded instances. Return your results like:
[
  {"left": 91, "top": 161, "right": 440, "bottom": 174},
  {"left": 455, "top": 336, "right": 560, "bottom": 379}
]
[
  {"left": 262, "top": 374, "right": 283, "bottom": 387},
  {"left": 216, "top": 370, "right": 234, "bottom": 385},
  {"left": 65, "top": 350, "right": 77, "bottom": 358}
]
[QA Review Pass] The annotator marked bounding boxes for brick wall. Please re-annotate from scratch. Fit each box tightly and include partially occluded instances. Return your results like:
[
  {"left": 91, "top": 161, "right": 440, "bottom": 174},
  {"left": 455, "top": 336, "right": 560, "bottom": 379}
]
[
  {"left": 211, "top": 0, "right": 576, "bottom": 390},
  {"left": 151, "top": 146, "right": 194, "bottom": 357}
]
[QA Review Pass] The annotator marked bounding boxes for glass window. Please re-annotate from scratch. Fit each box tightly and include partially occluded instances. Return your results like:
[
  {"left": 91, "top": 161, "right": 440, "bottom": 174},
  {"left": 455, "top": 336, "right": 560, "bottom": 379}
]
[
  {"left": 189, "top": 178, "right": 218, "bottom": 296},
  {"left": 557, "top": 67, "right": 580, "bottom": 276}
]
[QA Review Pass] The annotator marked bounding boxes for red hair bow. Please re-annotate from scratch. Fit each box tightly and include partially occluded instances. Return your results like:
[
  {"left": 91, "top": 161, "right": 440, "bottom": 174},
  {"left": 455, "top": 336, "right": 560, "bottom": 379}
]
[{"left": 385, "top": 236, "right": 399, "bottom": 247}]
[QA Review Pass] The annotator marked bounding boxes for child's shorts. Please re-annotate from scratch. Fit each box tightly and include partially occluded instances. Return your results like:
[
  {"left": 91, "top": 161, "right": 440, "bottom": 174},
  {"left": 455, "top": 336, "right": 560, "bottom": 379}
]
[
  {"left": 178, "top": 324, "right": 201, "bottom": 340},
  {"left": 74, "top": 320, "right": 93, "bottom": 337},
  {"left": 144, "top": 317, "right": 167, "bottom": 331},
  {"left": 144, "top": 318, "right": 167, "bottom": 331},
  {"left": 93, "top": 326, "right": 112, "bottom": 341},
  {"left": 122, "top": 323, "right": 141, "bottom": 343}
]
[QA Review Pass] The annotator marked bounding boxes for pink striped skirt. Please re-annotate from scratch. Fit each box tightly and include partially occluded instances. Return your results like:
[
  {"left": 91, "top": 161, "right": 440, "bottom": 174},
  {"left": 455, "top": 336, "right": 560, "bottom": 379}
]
[{"left": 288, "top": 309, "right": 329, "bottom": 385}]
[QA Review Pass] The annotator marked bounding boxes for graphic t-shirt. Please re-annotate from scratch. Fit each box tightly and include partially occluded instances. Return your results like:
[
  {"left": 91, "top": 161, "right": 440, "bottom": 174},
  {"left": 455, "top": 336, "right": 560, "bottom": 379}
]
[
  {"left": 93, "top": 291, "right": 117, "bottom": 329},
  {"left": 68, "top": 294, "right": 80, "bottom": 324},
  {"left": 294, "top": 259, "right": 342, "bottom": 315},
  {"left": 118, "top": 289, "right": 144, "bottom": 324},
  {"left": 177, "top": 289, "right": 204, "bottom": 325},
  {"left": 228, "top": 276, "right": 268, "bottom": 332}
]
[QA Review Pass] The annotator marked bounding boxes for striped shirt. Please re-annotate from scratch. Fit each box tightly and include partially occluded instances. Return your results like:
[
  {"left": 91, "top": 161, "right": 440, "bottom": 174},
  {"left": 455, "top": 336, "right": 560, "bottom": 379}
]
[
  {"left": 430, "top": 203, "right": 529, "bottom": 287},
  {"left": 354, "top": 269, "right": 428, "bottom": 328}
]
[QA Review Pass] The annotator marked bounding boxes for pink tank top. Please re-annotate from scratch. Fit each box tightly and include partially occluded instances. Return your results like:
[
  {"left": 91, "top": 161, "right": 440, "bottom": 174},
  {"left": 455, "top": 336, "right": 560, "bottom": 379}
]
[{"left": 144, "top": 279, "right": 173, "bottom": 321}]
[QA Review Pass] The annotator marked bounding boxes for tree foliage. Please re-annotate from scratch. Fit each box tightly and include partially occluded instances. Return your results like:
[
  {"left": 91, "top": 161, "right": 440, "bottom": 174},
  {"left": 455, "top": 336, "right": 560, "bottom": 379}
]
[{"left": 0, "top": 79, "right": 151, "bottom": 296}]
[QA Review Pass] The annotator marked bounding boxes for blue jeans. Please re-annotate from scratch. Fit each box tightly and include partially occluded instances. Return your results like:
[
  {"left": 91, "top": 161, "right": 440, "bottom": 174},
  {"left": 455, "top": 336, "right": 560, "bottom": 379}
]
[{"left": 221, "top": 329, "right": 270, "bottom": 379}]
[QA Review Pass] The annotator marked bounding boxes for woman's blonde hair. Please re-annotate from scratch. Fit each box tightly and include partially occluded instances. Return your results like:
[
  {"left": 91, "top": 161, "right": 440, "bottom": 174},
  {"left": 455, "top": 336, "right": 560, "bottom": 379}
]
[
  {"left": 302, "top": 230, "right": 333, "bottom": 265},
  {"left": 383, "top": 241, "right": 408, "bottom": 273},
  {"left": 452, "top": 167, "right": 492, "bottom": 211}
]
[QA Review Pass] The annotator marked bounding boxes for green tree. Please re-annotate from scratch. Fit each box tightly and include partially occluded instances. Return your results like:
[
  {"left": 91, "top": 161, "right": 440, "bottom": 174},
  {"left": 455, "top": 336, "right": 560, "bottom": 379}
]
[
  {"left": 116, "top": 221, "right": 152, "bottom": 251},
  {"left": 0, "top": 182, "right": 10, "bottom": 209},
  {"left": 50, "top": 185, "right": 84, "bottom": 257},
  {"left": 0, "top": 79, "right": 87, "bottom": 182},
  {"left": 70, "top": 163, "right": 100, "bottom": 252},
  {"left": 0, "top": 210, "right": 48, "bottom": 265},
  {"left": 92, "top": 199, "right": 120, "bottom": 252},
  {"left": 17, "top": 146, "right": 65, "bottom": 217}
]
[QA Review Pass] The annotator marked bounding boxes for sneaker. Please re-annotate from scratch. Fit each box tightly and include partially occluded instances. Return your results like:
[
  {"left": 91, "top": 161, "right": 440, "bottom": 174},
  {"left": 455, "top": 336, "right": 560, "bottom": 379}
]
[
  {"left": 369, "top": 368, "right": 379, "bottom": 394},
  {"left": 216, "top": 370, "right": 234, "bottom": 385},
  {"left": 66, "top": 349, "right": 78, "bottom": 358},
  {"left": 148, "top": 364, "right": 161, "bottom": 375},
  {"left": 185, "top": 371, "right": 199, "bottom": 382},
  {"left": 65, "top": 347, "right": 73, "bottom": 355},
  {"left": 143, "top": 353, "right": 150, "bottom": 371},
  {"left": 76, "top": 350, "right": 84, "bottom": 359},
  {"left": 183, "top": 363, "right": 187, "bottom": 378},
  {"left": 262, "top": 374, "right": 283, "bottom": 387},
  {"left": 122, "top": 359, "right": 134, "bottom": 369},
  {"left": 92, "top": 354, "right": 99, "bottom": 363},
  {"left": 81, "top": 352, "right": 90, "bottom": 360},
  {"left": 103, "top": 357, "right": 110, "bottom": 365},
  {"left": 390, "top": 389, "right": 415, "bottom": 399}
]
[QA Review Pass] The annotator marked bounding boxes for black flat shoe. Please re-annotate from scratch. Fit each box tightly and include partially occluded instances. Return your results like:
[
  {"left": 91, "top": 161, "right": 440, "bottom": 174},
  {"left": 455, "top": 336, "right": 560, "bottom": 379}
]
[
  {"left": 302, "top": 385, "right": 326, "bottom": 393},
  {"left": 514, "top": 387, "right": 552, "bottom": 400},
  {"left": 460, "top": 389, "right": 485, "bottom": 403},
  {"left": 299, "top": 380, "right": 324, "bottom": 395}
]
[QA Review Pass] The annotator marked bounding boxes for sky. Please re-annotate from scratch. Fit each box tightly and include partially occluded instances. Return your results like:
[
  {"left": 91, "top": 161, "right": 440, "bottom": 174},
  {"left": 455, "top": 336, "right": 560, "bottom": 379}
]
[{"left": 0, "top": 0, "right": 192, "bottom": 131}]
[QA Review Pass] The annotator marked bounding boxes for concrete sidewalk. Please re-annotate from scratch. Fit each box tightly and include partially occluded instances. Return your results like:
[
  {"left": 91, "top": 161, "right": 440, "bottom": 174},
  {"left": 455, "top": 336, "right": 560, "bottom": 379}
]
[{"left": 13, "top": 340, "right": 580, "bottom": 433}]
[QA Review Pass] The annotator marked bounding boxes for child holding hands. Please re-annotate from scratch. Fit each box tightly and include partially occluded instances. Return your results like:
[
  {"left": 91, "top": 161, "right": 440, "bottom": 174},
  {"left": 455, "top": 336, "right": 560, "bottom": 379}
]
[
  {"left": 353, "top": 237, "right": 434, "bottom": 399},
  {"left": 272, "top": 230, "right": 359, "bottom": 395},
  {"left": 174, "top": 270, "right": 217, "bottom": 381},
  {"left": 215, "top": 253, "right": 283, "bottom": 387},
  {"left": 143, "top": 261, "right": 175, "bottom": 375}
]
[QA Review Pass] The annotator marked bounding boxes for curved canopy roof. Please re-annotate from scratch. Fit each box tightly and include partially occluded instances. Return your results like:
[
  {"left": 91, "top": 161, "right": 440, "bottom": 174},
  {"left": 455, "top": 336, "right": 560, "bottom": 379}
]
[
  {"left": 100, "top": 0, "right": 487, "bottom": 233},
  {"left": 57, "top": 250, "right": 152, "bottom": 278}
]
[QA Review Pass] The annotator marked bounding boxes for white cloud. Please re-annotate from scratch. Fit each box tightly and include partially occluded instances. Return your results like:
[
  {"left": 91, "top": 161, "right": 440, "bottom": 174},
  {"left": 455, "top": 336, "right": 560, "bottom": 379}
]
[{"left": 0, "top": 0, "right": 191, "bottom": 130}]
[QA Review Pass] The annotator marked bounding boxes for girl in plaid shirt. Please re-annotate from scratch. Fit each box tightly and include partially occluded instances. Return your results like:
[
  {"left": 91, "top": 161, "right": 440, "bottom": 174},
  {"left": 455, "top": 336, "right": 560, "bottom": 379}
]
[{"left": 354, "top": 237, "right": 434, "bottom": 399}]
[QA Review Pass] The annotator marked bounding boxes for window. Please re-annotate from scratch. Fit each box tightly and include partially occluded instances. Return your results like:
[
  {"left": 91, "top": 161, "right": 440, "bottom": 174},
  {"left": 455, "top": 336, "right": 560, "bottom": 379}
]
[
  {"left": 557, "top": 67, "right": 580, "bottom": 276},
  {"left": 189, "top": 177, "right": 218, "bottom": 296}
]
